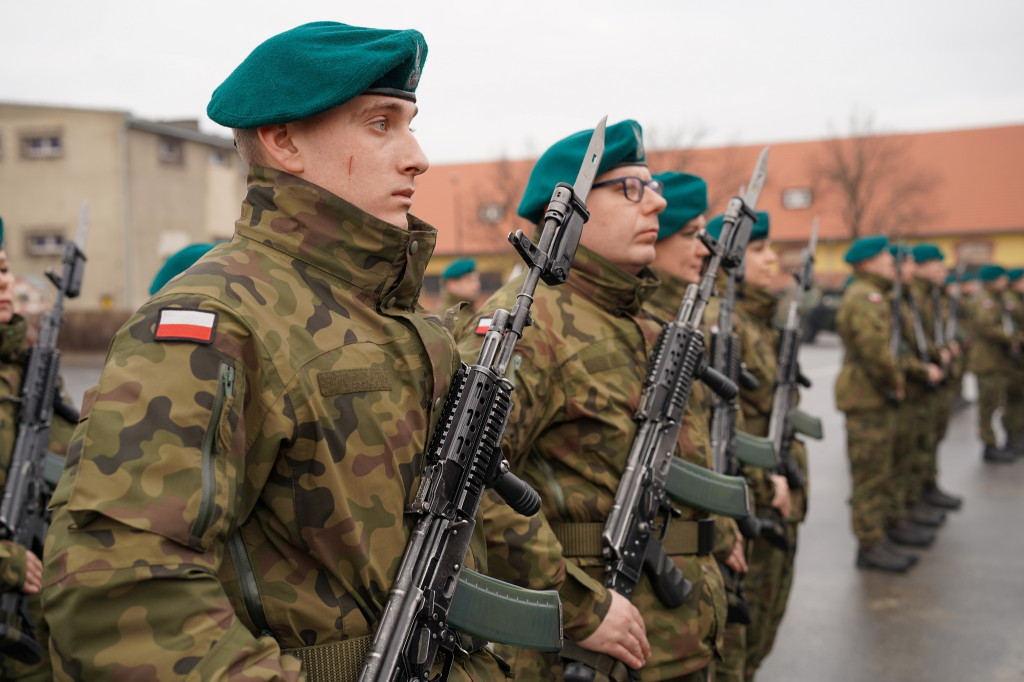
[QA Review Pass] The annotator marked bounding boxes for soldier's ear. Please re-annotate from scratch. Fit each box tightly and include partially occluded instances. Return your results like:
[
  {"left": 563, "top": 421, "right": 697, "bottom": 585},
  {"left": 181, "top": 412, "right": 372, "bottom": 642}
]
[{"left": 257, "top": 124, "right": 304, "bottom": 174}]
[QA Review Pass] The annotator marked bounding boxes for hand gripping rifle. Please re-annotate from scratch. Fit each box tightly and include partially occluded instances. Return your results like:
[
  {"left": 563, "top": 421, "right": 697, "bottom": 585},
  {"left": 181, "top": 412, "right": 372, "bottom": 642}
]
[
  {"left": 765, "top": 219, "right": 824, "bottom": 497},
  {"left": 359, "top": 118, "right": 607, "bottom": 682},
  {"left": 0, "top": 203, "right": 88, "bottom": 663}
]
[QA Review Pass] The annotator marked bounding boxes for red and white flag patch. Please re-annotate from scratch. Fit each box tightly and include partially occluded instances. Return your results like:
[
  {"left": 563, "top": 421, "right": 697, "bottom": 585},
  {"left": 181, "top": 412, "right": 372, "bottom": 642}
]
[
  {"left": 868, "top": 292, "right": 883, "bottom": 303},
  {"left": 475, "top": 317, "right": 494, "bottom": 335},
  {"left": 155, "top": 308, "right": 217, "bottom": 344}
]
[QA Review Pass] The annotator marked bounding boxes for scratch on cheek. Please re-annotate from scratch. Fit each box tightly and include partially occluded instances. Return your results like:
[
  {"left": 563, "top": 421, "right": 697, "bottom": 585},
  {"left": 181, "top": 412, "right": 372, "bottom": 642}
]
[{"left": 348, "top": 156, "right": 353, "bottom": 176}]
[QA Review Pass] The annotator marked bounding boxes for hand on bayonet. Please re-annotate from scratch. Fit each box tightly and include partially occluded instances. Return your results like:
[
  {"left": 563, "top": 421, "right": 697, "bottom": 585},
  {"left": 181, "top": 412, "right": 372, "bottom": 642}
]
[{"left": 578, "top": 590, "right": 651, "bottom": 670}]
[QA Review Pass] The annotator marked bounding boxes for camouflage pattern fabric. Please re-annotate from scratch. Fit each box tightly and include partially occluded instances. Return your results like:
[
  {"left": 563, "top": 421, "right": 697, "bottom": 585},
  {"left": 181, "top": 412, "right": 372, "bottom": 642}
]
[
  {"left": 1, "top": 315, "right": 75, "bottom": 681},
  {"left": 459, "top": 248, "right": 725, "bottom": 681},
  {"left": 967, "top": 288, "right": 1015, "bottom": 445},
  {"left": 835, "top": 272, "right": 900, "bottom": 548},
  {"left": 1000, "top": 291, "right": 1024, "bottom": 440},
  {"left": 41, "top": 168, "right": 507, "bottom": 681}
]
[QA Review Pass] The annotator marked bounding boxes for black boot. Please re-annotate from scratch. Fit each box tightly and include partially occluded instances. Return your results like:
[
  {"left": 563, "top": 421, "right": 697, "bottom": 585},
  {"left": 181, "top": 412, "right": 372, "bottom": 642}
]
[
  {"left": 923, "top": 485, "right": 963, "bottom": 511},
  {"left": 888, "top": 521, "right": 936, "bottom": 547},
  {"left": 907, "top": 501, "right": 946, "bottom": 527},
  {"left": 883, "top": 540, "right": 919, "bottom": 567},
  {"left": 982, "top": 444, "right": 1016, "bottom": 463},
  {"left": 856, "top": 544, "right": 914, "bottom": 573}
]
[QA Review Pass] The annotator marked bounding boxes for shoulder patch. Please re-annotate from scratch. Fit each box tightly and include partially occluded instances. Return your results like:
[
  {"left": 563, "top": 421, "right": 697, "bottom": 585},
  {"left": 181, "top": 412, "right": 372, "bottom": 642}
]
[
  {"left": 867, "top": 292, "right": 883, "bottom": 304},
  {"left": 475, "top": 316, "right": 494, "bottom": 335},
  {"left": 154, "top": 308, "right": 217, "bottom": 344}
]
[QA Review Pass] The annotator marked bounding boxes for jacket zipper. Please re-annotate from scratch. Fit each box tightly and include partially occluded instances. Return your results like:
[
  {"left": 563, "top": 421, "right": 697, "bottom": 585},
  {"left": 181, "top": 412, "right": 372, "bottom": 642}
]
[{"left": 192, "top": 362, "right": 234, "bottom": 544}]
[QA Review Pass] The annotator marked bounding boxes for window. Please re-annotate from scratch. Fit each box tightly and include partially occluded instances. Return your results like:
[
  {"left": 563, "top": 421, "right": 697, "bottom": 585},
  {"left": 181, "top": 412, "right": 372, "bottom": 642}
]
[
  {"left": 781, "top": 187, "right": 813, "bottom": 210},
  {"left": 20, "top": 130, "right": 64, "bottom": 159},
  {"left": 478, "top": 204, "right": 506, "bottom": 225},
  {"left": 25, "top": 229, "right": 66, "bottom": 257},
  {"left": 954, "top": 239, "right": 992, "bottom": 266},
  {"left": 158, "top": 137, "right": 184, "bottom": 165}
]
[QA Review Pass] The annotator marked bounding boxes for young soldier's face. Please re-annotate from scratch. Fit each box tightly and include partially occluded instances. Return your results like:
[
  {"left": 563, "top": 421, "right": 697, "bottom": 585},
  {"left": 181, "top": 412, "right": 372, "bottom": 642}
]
[
  {"left": 744, "top": 239, "right": 778, "bottom": 289},
  {"left": 0, "top": 250, "right": 14, "bottom": 325},
  {"left": 581, "top": 165, "right": 667, "bottom": 275},
  {"left": 288, "top": 95, "right": 429, "bottom": 228},
  {"left": 652, "top": 214, "right": 709, "bottom": 285}
]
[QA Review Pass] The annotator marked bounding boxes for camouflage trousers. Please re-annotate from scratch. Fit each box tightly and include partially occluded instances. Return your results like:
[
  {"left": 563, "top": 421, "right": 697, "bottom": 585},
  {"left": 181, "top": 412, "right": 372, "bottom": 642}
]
[
  {"left": 742, "top": 520, "right": 798, "bottom": 680},
  {"left": 976, "top": 372, "right": 1008, "bottom": 446},
  {"left": 0, "top": 595, "right": 51, "bottom": 682},
  {"left": 907, "top": 387, "right": 940, "bottom": 506},
  {"left": 713, "top": 621, "right": 746, "bottom": 682},
  {"left": 891, "top": 397, "right": 922, "bottom": 520},
  {"left": 844, "top": 409, "right": 896, "bottom": 548},
  {"left": 1002, "top": 368, "right": 1024, "bottom": 440}
]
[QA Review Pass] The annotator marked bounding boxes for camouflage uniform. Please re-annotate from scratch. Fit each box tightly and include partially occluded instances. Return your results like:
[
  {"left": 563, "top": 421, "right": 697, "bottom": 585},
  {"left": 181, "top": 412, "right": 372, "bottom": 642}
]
[
  {"left": 41, "top": 168, "right": 507, "bottom": 681},
  {"left": 459, "top": 247, "right": 725, "bottom": 682},
  {"left": 966, "top": 287, "right": 1016, "bottom": 447},
  {"left": 1000, "top": 289, "right": 1024, "bottom": 443},
  {"left": 834, "top": 272, "right": 901, "bottom": 549},
  {"left": 0, "top": 315, "right": 74, "bottom": 682}
]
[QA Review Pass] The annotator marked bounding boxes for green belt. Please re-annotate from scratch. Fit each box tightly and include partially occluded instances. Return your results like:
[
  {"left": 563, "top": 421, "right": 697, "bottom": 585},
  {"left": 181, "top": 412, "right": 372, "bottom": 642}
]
[
  {"left": 792, "top": 408, "right": 824, "bottom": 440},
  {"left": 735, "top": 431, "right": 779, "bottom": 468},
  {"left": 282, "top": 637, "right": 372, "bottom": 682},
  {"left": 666, "top": 458, "right": 751, "bottom": 518},
  {"left": 552, "top": 518, "right": 716, "bottom": 557}
]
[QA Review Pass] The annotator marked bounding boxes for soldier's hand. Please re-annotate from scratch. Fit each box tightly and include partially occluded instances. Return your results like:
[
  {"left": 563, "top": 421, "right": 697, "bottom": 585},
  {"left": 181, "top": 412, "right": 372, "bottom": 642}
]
[
  {"left": 939, "top": 348, "right": 951, "bottom": 367},
  {"left": 770, "top": 474, "right": 792, "bottom": 519},
  {"left": 21, "top": 549, "right": 42, "bottom": 595},
  {"left": 724, "top": 535, "right": 748, "bottom": 573},
  {"left": 950, "top": 340, "right": 962, "bottom": 358},
  {"left": 927, "top": 364, "right": 944, "bottom": 385},
  {"left": 577, "top": 589, "right": 650, "bottom": 669}
]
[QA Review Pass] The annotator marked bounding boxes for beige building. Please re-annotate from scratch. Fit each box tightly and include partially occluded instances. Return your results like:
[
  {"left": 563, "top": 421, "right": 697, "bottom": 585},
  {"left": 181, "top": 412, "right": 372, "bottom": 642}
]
[{"left": 0, "top": 102, "right": 247, "bottom": 325}]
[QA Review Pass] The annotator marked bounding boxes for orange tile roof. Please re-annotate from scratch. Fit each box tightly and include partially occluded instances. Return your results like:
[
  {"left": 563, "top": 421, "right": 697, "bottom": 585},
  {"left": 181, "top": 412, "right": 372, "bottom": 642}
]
[{"left": 412, "top": 123, "right": 1024, "bottom": 256}]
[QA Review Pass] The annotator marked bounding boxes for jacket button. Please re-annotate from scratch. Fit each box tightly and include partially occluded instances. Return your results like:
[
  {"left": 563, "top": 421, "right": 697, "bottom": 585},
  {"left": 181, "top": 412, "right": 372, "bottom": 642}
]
[{"left": 409, "top": 240, "right": 419, "bottom": 254}]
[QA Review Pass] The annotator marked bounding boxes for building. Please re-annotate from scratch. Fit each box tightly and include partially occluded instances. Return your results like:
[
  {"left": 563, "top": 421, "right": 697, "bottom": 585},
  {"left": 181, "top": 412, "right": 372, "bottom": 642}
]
[{"left": 0, "top": 101, "right": 247, "bottom": 346}]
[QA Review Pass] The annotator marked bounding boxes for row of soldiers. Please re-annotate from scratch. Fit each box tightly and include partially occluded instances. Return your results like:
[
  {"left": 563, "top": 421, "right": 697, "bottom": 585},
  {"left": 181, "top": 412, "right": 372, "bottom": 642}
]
[{"left": 835, "top": 236, "right": 1023, "bottom": 573}]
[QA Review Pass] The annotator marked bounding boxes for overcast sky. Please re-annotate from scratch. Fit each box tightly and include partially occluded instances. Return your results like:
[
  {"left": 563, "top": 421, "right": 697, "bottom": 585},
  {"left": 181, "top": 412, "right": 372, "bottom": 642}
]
[{"left": 4, "top": 0, "right": 1022, "bottom": 164}]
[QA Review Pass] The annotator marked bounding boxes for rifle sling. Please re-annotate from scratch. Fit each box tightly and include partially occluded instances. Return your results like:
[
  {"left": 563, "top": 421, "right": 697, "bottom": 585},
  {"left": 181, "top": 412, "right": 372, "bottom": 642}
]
[{"left": 551, "top": 518, "right": 716, "bottom": 557}]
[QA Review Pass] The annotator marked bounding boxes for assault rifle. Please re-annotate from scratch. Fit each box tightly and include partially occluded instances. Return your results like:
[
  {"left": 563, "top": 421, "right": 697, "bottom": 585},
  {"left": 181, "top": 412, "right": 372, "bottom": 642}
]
[
  {"left": 905, "top": 268, "right": 937, "bottom": 390},
  {"left": 359, "top": 118, "right": 607, "bottom": 682},
  {"left": 562, "top": 149, "right": 769, "bottom": 682},
  {"left": 0, "top": 203, "right": 88, "bottom": 663},
  {"left": 766, "top": 218, "right": 824, "bottom": 496},
  {"left": 945, "top": 264, "right": 965, "bottom": 343}
]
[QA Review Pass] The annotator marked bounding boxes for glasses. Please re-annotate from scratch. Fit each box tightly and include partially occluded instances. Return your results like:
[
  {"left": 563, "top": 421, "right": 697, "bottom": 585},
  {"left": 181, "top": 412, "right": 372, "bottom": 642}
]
[{"left": 590, "top": 176, "right": 664, "bottom": 203}]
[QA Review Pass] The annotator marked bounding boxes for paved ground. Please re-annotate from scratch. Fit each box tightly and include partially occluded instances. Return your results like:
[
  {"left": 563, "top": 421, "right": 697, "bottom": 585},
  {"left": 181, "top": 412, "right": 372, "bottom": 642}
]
[{"left": 59, "top": 334, "right": 1024, "bottom": 681}]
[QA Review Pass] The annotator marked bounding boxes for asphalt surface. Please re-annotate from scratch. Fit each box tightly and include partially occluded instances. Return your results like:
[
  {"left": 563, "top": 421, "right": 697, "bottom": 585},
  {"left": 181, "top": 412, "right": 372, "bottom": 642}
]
[{"left": 59, "top": 334, "right": 1024, "bottom": 681}]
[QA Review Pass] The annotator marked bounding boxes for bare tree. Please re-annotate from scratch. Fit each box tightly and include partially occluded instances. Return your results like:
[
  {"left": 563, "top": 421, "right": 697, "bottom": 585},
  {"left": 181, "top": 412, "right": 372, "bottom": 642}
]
[
  {"left": 467, "top": 155, "right": 532, "bottom": 234},
  {"left": 814, "top": 112, "right": 941, "bottom": 239}
]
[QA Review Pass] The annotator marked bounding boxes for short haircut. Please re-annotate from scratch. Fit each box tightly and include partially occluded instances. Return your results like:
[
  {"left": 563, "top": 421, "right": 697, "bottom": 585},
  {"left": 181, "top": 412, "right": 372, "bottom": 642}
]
[{"left": 233, "top": 128, "right": 266, "bottom": 167}]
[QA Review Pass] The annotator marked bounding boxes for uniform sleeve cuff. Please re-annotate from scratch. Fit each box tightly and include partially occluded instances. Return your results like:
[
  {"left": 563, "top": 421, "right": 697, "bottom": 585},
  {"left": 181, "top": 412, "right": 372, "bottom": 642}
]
[{"left": 558, "top": 561, "right": 611, "bottom": 641}]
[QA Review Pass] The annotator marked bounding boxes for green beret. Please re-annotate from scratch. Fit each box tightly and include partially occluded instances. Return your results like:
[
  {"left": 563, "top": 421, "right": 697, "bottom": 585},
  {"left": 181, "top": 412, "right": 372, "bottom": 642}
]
[
  {"left": 978, "top": 264, "right": 1006, "bottom": 282},
  {"left": 653, "top": 172, "right": 707, "bottom": 241},
  {"left": 442, "top": 258, "right": 475, "bottom": 279},
  {"left": 208, "top": 22, "right": 427, "bottom": 128},
  {"left": 150, "top": 243, "right": 221, "bottom": 295},
  {"left": 1006, "top": 268, "right": 1024, "bottom": 282},
  {"left": 844, "top": 235, "right": 889, "bottom": 265},
  {"left": 912, "top": 244, "right": 944, "bottom": 263},
  {"left": 517, "top": 119, "right": 647, "bottom": 225},
  {"left": 705, "top": 211, "right": 769, "bottom": 242},
  {"left": 888, "top": 243, "right": 910, "bottom": 260}
]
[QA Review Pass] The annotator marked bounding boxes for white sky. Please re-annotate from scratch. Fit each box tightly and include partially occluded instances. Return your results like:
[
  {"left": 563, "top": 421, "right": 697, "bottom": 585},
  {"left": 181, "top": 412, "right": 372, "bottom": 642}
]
[{"left": 4, "top": 0, "right": 1023, "bottom": 164}]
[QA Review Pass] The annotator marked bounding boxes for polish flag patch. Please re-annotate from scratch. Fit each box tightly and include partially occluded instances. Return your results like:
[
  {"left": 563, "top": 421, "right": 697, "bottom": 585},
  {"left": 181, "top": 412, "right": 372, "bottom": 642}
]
[
  {"left": 154, "top": 308, "right": 217, "bottom": 344},
  {"left": 475, "top": 317, "right": 494, "bottom": 335},
  {"left": 868, "top": 292, "right": 883, "bottom": 303}
]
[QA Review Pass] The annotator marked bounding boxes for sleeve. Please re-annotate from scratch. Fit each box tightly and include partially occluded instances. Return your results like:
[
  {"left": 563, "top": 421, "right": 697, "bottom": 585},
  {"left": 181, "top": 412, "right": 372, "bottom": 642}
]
[
  {"left": 40, "top": 300, "right": 303, "bottom": 681},
  {"left": 0, "top": 540, "right": 28, "bottom": 592},
  {"left": 850, "top": 294, "right": 901, "bottom": 393}
]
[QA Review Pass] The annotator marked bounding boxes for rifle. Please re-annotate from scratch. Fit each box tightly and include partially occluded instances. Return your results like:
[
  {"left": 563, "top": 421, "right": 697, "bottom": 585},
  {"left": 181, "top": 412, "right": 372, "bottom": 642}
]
[
  {"left": 0, "top": 202, "right": 88, "bottom": 663},
  {"left": 906, "top": 276, "right": 937, "bottom": 390},
  {"left": 359, "top": 118, "right": 607, "bottom": 682},
  {"left": 945, "top": 263, "right": 965, "bottom": 343},
  {"left": 766, "top": 218, "right": 824, "bottom": 496},
  {"left": 886, "top": 245, "right": 906, "bottom": 404},
  {"left": 562, "top": 148, "right": 769, "bottom": 682}
]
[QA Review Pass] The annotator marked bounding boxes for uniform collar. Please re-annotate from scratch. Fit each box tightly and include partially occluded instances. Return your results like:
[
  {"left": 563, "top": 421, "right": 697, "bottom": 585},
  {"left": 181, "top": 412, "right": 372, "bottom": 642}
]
[
  {"left": 236, "top": 167, "right": 436, "bottom": 312},
  {"left": 738, "top": 282, "right": 778, "bottom": 321},
  {"left": 565, "top": 245, "right": 659, "bottom": 316},
  {"left": 0, "top": 316, "right": 28, "bottom": 364},
  {"left": 855, "top": 270, "right": 893, "bottom": 292}
]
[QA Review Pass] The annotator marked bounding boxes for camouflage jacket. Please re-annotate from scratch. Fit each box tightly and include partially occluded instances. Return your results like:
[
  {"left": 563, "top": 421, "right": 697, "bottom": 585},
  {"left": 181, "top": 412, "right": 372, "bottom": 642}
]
[
  {"left": 647, "top": 268, "right": 740, "bottom": 565},
  {"left": 896, "top": 282, "right": 936, "bottom": 389},
  {"left": 42, "top": 168, "right": 504, "bottom": 681},
  {"left": 967, "top": 288, "right": 1016, "bottom": 375},
  {"left": 835, "top": 271, "right": 901, "bottom": 413},
  {"left": 460, "top": 249, "right": 725, "bottom": 679}
]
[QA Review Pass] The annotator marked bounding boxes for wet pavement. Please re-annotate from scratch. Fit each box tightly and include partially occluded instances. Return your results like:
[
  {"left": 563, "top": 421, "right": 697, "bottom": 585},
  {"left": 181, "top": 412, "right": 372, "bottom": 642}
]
[{"left": 58, "top": 335, "right": 1024, "bottom": 681}]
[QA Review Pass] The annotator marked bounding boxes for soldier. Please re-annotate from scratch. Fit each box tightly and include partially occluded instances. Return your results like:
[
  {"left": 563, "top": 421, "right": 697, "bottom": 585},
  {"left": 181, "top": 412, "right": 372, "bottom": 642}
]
[
  {"left": 438, "top": 257, "right": 481, "bottom": 313},
  {"left": 835, "top": 236, "right": 918, "bottom": 572},
  {"left": 459, "top": 121, "right": 726, "bottom": 682},
  {"left": 0, "top": 218, "right": 76, "bottom": 682},
  {"left": 41, "top": 22, "right": 509, "bottom": 680},
  {"left": 966, "top": 265, "right": 1018, "bottom": 462},
  {"left": 1002, "top": 268, "right": 1024, "bottom": 453}
]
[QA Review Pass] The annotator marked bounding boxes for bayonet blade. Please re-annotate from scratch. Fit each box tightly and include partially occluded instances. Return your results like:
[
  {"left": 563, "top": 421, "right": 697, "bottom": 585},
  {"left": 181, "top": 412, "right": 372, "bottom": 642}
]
[
  {"left": 572, "top": 116, "right": 607, "bottom": 203},
  {"left": 75, "top": 201, "right": 90, "bottom": 248},
  {"left": 740, "top": 147, "right": 770, "bottom": 209},
  {"left": 808, "top": 216, "right": 819, "bottom": 255}
]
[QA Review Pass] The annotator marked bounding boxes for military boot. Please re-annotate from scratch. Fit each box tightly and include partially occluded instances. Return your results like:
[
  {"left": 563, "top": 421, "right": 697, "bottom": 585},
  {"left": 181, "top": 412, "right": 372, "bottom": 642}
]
[
  {"left": 923, "top": 484, "right": 963, "bottom": 510},
  {"left": 856, "top": 544, "right": 914, "bottom": 573},
  {"left": 982, "top": 444, "right": 1016, "bottom": 463},
  {"left": 887, "top": 520, "right": 936, "bottom": 547},
  {"left": 907, "top": 501, "right": 946, "bottom": 527},
  {"left": 882, "top": 540, "right": 919, "bottom": 567}
]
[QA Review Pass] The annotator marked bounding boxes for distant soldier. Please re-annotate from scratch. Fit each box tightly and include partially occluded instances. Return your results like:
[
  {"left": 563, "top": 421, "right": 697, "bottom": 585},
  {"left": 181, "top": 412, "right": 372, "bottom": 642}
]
[
  {"left": 439, "top": 257, "right": 481, "bottom": 313},
  {"left": 41, "top": 22, "right": 510, "bottom": 680},
  {"left": 1000, "top": 268, "right": 1024, "bottom": 454},
  {"left": 835, "top": 236, "right": 918, "bottom": 572},
  {"left": 966, "top": 265, "right": 1018, "bottom": 462}
]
